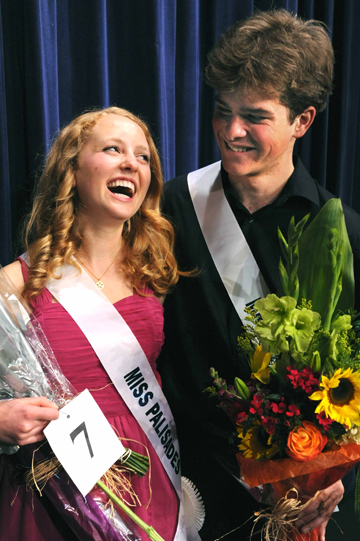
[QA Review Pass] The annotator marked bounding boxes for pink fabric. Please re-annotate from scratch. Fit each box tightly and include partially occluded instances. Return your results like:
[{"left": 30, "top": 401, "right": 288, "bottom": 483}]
[{"left": 0, "top": 259, "right": 178, "bottom": 541}]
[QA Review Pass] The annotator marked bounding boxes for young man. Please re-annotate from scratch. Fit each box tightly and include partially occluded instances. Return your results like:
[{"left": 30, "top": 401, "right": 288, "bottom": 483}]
[{"left": 159, "top": 10, "right": 360, "bottom": 541}]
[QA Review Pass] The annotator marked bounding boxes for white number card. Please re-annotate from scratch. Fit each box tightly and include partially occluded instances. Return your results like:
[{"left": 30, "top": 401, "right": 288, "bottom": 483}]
[{"left": 44, "top": 389, "right": 125, "bottom": 497}]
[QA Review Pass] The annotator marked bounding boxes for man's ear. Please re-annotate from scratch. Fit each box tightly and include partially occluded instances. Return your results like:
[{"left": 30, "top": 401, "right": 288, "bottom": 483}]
[{"left": 293, "top": 106, "right": 316, "bottom": 139}]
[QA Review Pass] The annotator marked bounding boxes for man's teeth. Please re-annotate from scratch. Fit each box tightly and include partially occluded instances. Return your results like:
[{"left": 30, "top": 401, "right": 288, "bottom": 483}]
[
  {"left": 108, "top": 180, "right": 135, "bottom": 193},
  {"left": 225, "top": 142, "right": 252, "bottom": 152}
]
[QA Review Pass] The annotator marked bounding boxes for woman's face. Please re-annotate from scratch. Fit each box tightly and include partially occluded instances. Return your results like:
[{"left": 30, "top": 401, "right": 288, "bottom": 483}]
[{"left": 74, "top": 114, "right": 152, "bottom": 227}]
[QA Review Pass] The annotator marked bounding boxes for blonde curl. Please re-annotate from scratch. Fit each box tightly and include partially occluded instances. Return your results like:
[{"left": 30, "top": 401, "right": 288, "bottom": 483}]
[{"left": 23, "top": 107, "right": 180, "bottom": 299}]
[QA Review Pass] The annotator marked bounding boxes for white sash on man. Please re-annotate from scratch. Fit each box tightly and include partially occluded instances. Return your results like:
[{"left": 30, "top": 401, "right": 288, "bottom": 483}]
[
  {"left": 33, "top": 260, "right": 199, "bottom": 540},
  {"left": 187, "top": 161, "right": 269, "bottom": 320}
]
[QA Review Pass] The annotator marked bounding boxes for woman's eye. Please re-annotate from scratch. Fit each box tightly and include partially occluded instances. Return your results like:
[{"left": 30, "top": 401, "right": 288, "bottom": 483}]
[
  {"left": 104, "top": 146, "right": 119, "bottom": 152},
  {"left": 139, "top": 154, "right": 150, "bottom": 162}
]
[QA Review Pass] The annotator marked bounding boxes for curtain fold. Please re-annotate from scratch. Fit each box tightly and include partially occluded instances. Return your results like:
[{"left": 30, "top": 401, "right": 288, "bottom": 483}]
[
  {"left": 1, "top": 0, "right": 360, "bottom": 263},
  {"left": 0, "top": 1, "right": 11, "bottom": 264}
]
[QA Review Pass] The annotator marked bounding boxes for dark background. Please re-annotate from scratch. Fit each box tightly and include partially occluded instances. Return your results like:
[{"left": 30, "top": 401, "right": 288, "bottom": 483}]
[
  {"left": 1, "top": 1, "right": 360, "bottom": 538},
  {"left": 1, "top": 0, "right": 360, "bottom": 264}
]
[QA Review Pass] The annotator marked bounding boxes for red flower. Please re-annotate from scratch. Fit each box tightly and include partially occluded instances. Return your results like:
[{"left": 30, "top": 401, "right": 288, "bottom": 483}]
[
  {"left": 286, "top": 404, "right": 300, "bottom": 417},
  {"left": 269, "top": 401, "right": 287, "bottom": 414},
  {"left": 237, "top": 411, "right": 249, "bottom": 423},
  {"left": 316, "top": 411, "right": 334, "bottom": 432},
  {"left": 286, "top": 367, "right": 302, "bottom": 388},
  {"left": 249, "top": 394, "right": 264, "bottom": 415},
  {"left": 286, "top": 366, "right": 320, "bottom": 394},
  {"left": 260, "top": 415, "right": 277, "bottom": 434}
]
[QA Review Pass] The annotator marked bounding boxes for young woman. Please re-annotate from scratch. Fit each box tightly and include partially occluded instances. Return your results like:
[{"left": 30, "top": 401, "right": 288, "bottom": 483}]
[{"left": 0, "top": 107, "right": 182, "bottom": 541}]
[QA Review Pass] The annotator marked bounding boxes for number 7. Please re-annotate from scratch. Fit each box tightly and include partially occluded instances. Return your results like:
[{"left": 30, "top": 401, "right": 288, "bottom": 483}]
[{"left": 70, "top": 421, "right": 94, "bottom": 458}]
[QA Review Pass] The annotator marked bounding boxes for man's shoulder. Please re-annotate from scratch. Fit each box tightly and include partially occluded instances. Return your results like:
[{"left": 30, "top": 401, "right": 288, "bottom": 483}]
[
  {"left": 163, "top": 173, "right": 189, "bottom": 200},
  {"left": 317, "top": 183, "right": 360, "bottom": 224},
  {"left": 164, "top": 161, "right": 222, "bottom": 204},
  {"left": 162, "top": 174, "right": 191, "bottom": 221}
]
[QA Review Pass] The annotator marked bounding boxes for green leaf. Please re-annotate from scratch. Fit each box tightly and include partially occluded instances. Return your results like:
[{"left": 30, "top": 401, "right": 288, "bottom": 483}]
[{"left": 297, "top": 199, "right": 354, "bottom": 325}]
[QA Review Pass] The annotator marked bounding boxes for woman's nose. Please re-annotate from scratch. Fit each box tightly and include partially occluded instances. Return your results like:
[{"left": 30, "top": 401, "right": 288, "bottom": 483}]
[
  {"left": 225, "top": 116, "right": 247, "bottom": 140},
  {"left": 119, "top": 153, "right": 139, "bottom": 171}
]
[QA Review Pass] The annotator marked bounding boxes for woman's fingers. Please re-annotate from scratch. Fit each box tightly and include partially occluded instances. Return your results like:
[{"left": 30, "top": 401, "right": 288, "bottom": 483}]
[{"left": 0, "top": 397, "right": 59, "bottom": 445}]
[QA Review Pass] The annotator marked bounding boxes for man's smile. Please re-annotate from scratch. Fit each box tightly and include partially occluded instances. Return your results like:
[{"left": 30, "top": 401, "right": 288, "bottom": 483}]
[{"left": 224, "top": 140, "right": 255, "bottom": 153}]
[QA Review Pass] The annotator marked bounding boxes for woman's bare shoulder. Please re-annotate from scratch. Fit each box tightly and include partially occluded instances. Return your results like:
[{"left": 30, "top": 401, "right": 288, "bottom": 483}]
[{"left": 2, "top": 261, "right": 25, "bottom": 292}]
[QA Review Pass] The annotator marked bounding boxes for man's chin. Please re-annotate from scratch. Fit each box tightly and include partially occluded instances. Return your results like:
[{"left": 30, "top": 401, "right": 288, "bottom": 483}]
[{"left": 221, "top": 158, "right": 258, "bottom": 180}]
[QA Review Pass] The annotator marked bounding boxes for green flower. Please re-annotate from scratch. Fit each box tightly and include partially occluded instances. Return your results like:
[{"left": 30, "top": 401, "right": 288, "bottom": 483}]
[
  {"left": 287, "top": 307, "right": 321, "bottom": 359},
  {"left": 255, "top": 295, "right": 297, "bottom": 336},
  {"left": 331, "top": 314, "right": 352, "bottom": 334},
  {"left": 255, "top": 295, "right": 297, "bottom": 354},
  {"left": 255, "top": 323, "right": 289, "bottom": 355}
]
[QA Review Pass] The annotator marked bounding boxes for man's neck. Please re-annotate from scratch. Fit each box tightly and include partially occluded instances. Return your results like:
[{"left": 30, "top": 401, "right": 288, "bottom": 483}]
[{"left": 229, "top": 163, "right": 295, "bottom": 214}]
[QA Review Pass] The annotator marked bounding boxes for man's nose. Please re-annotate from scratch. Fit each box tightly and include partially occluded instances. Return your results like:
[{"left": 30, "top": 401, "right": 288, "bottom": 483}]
[{"left": 224, "top": 116, "right": 247, "bottom": 140}]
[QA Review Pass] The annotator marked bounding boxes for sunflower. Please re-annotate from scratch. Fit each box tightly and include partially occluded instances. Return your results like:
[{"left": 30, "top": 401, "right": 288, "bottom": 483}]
[
  {"left": 237, "top": 422, "right": 279, "bottom": 460},
  {"left": 309, "top": 368, "right": 360, "bottom": 427},
  {"left": 250, "top": 345, "right": 272, "bottom": 384}
]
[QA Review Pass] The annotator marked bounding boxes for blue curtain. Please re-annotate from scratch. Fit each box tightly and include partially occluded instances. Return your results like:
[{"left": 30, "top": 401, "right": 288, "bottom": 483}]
[{"left": 1, "top": 0, "right": 360, "bottom": 264}]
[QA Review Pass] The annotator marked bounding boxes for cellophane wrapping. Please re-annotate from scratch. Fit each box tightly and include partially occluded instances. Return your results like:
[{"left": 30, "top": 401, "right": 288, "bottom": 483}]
[{"left": 237, "top": 443, "right": 360, "bottom": 540}]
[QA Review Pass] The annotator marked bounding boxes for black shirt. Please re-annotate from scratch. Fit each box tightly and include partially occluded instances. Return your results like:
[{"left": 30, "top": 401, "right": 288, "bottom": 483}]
[
  {"left": 159, "top": 157, "right": 360, "bottom": 540},
  {"left": 222, "top": 157, "right": 360, "bottom": 301}
]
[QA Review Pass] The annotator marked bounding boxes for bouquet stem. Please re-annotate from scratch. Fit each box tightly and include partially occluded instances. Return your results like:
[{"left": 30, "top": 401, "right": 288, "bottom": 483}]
[
  {"left": 121, "top": 449, "right": 149, "bottom": 477},
  {"left": 97, "top": 480, "right": 165, "bottom": 541}
]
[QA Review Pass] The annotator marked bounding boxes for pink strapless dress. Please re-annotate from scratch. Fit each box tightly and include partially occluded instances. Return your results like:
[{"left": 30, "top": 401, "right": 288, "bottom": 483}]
[{"left": 0, "top": 260, "right": 178, "bottom": 541}]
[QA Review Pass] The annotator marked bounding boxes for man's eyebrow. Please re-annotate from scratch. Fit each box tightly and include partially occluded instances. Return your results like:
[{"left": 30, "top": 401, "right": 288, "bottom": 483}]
[
  {"left": 214, "top": 96, "right": 230, "bottom": 106},
  {"left": 241, "top": 106, "right": 274, "bottom": 116},
  {"left": 215, "top": 96, "right": 274, "bottom": 116}
]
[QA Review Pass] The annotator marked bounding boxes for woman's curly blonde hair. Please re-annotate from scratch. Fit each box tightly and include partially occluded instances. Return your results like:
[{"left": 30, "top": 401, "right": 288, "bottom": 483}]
[{"left": 23, "top": 106, "right": 180, "bottom": 299}]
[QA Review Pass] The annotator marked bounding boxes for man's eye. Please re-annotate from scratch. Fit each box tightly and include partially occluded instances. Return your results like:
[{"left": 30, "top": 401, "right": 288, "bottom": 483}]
[
  {"left": 246, "top": 115, "right": 266, "bottom": 123},
  {"left": 216, "top": 106, "right": 232, "bottom": 116}
]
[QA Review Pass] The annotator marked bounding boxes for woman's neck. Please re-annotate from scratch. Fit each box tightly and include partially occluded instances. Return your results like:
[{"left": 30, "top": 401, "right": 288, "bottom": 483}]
[{"left": 76, "top": 217, "right": 124, "bottom": 263}]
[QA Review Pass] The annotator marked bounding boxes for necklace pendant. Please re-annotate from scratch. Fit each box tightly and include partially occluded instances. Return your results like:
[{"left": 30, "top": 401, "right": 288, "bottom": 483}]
[{"left": 96, "top": 280, "right": 105, "bottom": 290}]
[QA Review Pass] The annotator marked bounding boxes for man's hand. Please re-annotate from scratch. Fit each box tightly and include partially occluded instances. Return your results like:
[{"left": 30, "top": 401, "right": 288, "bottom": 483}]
[
  {"left": 0, "top": 397, "right": 59, "bottom": 446},
  {"left": 294, "top": 480, "right": 344, "bottom": 541}
]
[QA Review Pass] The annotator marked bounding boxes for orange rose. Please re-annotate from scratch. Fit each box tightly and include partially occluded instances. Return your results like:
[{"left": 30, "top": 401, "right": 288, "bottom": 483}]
[{"left": 286, "top": 421, "right": 327, "bottom": 462}]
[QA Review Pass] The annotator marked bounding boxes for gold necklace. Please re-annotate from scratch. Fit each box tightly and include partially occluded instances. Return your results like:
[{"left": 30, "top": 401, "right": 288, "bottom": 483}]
[{"left": 76, "top": 252, "right": 120, "bottom": 290}]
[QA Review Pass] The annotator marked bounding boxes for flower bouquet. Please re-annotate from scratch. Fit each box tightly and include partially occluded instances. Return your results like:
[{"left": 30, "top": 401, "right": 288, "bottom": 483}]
[
  {"left": 207, "top": 199, "right": 360, "bottom": 541},
  {"left": 0, "top": 266, "right": 164, "bottom": 541}
]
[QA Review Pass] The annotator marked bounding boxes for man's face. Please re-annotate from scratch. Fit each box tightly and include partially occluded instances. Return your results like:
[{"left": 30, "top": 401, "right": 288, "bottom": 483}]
[{"left": 212, "top": 89, "right": 300, "bottom": 185}]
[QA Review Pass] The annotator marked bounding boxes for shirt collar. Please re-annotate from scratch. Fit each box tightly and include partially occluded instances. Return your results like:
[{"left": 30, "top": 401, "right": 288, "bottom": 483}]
[{"left": 222, "top": 156, "right": 320, "bottom": 211}]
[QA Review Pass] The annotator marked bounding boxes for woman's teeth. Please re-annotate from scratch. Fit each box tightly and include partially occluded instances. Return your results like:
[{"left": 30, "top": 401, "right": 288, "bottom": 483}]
[{"left": 107, "top": 180, "right": 135, "bottom": 198}]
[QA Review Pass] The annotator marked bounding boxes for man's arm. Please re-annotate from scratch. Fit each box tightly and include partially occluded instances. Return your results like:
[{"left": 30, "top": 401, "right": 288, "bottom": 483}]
[{"left": 295, "top": 479, "right": 344, "bottom": 541}]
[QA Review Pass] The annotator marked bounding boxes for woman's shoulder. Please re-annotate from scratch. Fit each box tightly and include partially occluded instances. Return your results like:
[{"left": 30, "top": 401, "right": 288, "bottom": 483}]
[{"left": 2, "top": 260, "right": 25, "bottom": 293}]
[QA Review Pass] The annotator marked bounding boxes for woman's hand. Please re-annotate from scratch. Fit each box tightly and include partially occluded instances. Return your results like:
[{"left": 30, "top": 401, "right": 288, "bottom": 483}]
[
  {"left": 0, "top": 397, "right": 59, "bottom": 446},
  {"left": 294, "top": 479, "right": 344, "bottom": 541}
]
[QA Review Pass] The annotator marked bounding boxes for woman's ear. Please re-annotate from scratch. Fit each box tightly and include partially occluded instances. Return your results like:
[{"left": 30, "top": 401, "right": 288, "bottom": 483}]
[{"left": 293, "top": 106, "right": 316, "bottom": 139}]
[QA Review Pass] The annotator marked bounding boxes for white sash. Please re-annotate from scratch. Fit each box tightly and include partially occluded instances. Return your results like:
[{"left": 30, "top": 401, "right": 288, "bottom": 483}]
[
  {"left": 187, "top": 161, "right": 269, "bottom": 320},
  {"left": 22, "top": 255, "right": 195, "bottom": 540}
]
